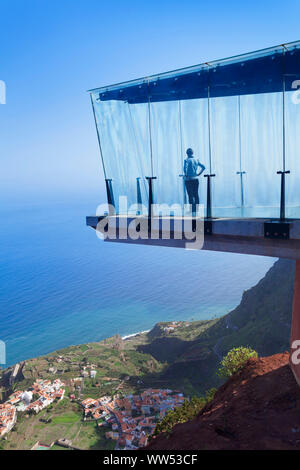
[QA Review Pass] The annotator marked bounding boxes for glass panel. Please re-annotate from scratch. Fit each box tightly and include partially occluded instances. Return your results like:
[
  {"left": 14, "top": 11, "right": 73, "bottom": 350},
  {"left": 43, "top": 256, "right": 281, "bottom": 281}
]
[
  {"left": 149, "top": 100, "right": 182, "bottom": 213},
  {"left": 210, "top": 96, "right": 240, "bottom": 217},
  {"left": 207, "top": 47, "right": 284, "bottom": 219},
  {"left": 127, "top": 102, "right": 151, "bottom": 213},
  {"left": 239, "top": 92, "right": 283, "bottom": 217},
  {"left": 285, "top": 90, "right": 300, "bottom": 218},
  {"left": 91, "top": 93, "right": 151, "bottom": 214},
  {"left": 284, "top": 43, "right": 300, "bottom": 219}
]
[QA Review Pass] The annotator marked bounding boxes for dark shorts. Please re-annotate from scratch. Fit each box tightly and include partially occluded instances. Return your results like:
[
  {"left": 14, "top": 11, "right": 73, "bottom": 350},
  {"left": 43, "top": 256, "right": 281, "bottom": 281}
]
[{"left": 185, "top": 179, "right": 199, "bottom": 206}]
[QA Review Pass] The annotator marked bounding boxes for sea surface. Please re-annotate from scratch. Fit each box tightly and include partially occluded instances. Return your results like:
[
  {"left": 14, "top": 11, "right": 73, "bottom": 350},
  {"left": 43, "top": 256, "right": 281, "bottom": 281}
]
[{"left": 0, "top": 199, "right": 275, "bottom": 366}]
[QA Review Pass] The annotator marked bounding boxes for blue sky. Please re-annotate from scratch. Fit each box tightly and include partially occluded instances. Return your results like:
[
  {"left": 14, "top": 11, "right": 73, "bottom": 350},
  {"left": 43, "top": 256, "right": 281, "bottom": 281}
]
[{"left": 1, "top": 0, "right": 300, "bottom": 204}]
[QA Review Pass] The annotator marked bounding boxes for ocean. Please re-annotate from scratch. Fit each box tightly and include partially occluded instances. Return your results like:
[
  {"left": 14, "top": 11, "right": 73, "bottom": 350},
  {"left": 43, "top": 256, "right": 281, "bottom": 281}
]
[{"left": 0, "top": 199, "right": 275, "bottom": 367}]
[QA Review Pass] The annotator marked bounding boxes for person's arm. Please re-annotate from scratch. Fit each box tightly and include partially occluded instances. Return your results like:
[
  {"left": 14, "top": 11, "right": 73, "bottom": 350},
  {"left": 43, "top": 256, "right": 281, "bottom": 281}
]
[
  {"left": 183, "top": 159, "right": 187, "bottom": 176},
  {"left": 197, "top": 162, "right": 205, "bottom": 176}
]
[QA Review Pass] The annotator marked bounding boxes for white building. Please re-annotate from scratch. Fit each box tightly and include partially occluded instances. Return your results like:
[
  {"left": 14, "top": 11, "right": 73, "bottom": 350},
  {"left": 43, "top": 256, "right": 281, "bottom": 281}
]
[{"left": 21, "top": 390, "right": 33, "bottom": 405}]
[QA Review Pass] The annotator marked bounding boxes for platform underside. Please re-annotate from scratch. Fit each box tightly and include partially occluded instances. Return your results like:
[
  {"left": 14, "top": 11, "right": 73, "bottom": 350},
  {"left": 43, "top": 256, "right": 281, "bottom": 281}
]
[{"left": 86, "top": 215, "right": 300, "bottom": 260}]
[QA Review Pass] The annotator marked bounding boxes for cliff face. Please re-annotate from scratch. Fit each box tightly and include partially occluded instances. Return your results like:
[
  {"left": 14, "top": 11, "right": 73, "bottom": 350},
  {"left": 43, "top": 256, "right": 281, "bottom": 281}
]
[
  {"left": 139, "top": 259, "right": 296, "bottom": 394},
  {"left": 146, "top": 352, "right": 300, "bottom": 450},
  {"left": 220, "top": 258, "right": 295, "bottom": 356}
]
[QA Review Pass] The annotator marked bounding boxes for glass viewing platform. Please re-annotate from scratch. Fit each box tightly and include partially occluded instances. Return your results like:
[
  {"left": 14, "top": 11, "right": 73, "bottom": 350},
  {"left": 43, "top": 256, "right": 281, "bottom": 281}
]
[
  {"left": 87, "top": 41, "right": 300, "bottom": 390},
  {"left": 89, "top": 41, "right": 300, "bottom": 220}
]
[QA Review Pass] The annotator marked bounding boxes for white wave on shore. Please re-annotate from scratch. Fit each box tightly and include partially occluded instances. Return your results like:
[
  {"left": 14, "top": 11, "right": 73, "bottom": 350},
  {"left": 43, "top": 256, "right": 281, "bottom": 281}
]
[{"left": 122, "top": 330, "right": 150, "bottom": 341}]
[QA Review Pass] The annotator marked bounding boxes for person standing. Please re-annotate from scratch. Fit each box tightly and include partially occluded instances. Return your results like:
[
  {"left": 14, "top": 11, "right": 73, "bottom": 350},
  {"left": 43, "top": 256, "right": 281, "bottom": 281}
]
[{"left": 183, "top": 148, "right": 205, "bottom": 215}]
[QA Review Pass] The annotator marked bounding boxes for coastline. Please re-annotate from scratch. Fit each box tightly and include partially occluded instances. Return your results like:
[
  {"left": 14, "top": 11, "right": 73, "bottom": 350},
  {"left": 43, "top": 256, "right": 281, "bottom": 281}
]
[
  {"left": 122, "top": 330, "right": 150, "bottom": 341},
  {"left": 3, "top": 329, "right": 152, "bottom": 370}
]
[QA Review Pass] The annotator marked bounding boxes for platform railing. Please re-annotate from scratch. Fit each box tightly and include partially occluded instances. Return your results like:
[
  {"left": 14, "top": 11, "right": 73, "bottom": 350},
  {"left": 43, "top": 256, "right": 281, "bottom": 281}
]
[{"left": 103, "top": 167, "right": 293, "bottom": 221}]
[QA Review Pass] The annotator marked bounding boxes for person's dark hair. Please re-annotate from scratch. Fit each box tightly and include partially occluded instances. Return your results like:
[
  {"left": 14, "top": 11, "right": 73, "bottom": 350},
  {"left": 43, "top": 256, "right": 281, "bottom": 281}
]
[{"left": 186, "top": 148, "right": 193, "bottom": 156}]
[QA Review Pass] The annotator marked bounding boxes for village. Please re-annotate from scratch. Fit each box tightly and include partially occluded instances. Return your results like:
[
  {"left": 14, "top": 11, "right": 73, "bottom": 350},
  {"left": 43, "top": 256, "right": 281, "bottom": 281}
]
[
  {"left": 0, "top": 373, "right": 184, "bottom": 449},
  {"left": 0, "top": 379, "right": 65, "bottom": 438},
  {"left": 81, "top": 389, "right": 185, "bottom": 449}
]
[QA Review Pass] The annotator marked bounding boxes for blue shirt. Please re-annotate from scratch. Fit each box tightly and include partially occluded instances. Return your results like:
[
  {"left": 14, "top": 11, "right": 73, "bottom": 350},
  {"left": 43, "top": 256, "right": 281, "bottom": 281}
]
[{"left": 183, "top": 157, "right": 206, "bottom": 181}]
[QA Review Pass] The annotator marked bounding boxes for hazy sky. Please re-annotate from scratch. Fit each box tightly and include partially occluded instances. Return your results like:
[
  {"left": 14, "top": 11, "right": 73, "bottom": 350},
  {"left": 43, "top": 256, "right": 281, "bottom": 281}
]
[{"left": 1, "top": 0, "right": 300, "bottom": 204}]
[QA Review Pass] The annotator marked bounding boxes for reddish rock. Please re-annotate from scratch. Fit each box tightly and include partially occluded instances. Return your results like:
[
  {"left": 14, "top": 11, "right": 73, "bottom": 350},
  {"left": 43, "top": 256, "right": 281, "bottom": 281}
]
[{"left": 145, "top": 352, "right": 300, "bottom": 450}]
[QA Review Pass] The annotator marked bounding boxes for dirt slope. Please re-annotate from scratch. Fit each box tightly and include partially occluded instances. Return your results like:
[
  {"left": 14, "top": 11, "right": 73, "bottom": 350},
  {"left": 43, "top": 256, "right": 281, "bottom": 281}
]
[{"left": 146, "top": 352, "right": 300, "bottom": 450}]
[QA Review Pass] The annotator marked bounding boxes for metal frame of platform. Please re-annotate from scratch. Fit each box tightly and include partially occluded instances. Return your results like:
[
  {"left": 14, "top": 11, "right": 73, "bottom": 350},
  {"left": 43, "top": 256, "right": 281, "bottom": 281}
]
[{"left": 87, "top": 215, "right": 300, "bottom": 259}]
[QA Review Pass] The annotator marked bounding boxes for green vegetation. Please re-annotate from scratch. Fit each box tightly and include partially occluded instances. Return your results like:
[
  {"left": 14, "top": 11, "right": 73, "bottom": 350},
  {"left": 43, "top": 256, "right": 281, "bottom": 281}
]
[
  {"left": 217, "top": 347, "right": 258, "bottom": 378},
  {"left": 1, "top": 401, "right": 81, "bottom": 450},
  {"left": 50, "top": 444, "right": 71, "bottom": 450},
  {"left": 51, "top": 412, "right": 79, "bottom": 424},
  {"left": 0, "top": 397, "right": 116, "bottom": 450},
  {"left": 152, "top": 345, "right": 258, "bottom": 438}
]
